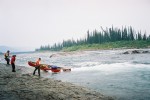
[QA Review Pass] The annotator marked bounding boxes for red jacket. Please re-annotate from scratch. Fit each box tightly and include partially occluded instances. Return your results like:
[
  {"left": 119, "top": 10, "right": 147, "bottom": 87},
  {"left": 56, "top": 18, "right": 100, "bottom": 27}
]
[{"left": 11, "top": 56, "right": 16, "bottom": 64}]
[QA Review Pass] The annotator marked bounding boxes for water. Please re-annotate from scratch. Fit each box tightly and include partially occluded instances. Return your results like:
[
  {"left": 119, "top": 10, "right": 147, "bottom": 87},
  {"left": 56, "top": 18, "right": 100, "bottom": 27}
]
[{"left": 0, "top": 49, "right": 150, "bottom": 100}]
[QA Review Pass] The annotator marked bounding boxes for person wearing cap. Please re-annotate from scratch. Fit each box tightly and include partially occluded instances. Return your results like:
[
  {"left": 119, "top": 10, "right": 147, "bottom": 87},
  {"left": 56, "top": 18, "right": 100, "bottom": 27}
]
[
  {"left": 4, "top": 50, "right": 10, "bottom": 65},
  {"left": 33, "top": 58, "right": 41, "bottom": 77},
  {"left": 11, "top": 55, "right": 16, "bottom": 72}
]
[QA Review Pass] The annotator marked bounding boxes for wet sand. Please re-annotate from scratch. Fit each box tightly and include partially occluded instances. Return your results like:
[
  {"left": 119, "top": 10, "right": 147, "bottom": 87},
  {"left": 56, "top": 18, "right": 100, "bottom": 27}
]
[{"left": 0, "top": 63, "right": 114, "bottom": 100}]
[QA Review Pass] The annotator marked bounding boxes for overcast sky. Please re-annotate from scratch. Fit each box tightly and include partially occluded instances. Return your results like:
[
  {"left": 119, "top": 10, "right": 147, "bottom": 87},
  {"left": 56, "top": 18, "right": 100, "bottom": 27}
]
[{"left": 0, "top": 0, "right": 150, "bottom": 50}]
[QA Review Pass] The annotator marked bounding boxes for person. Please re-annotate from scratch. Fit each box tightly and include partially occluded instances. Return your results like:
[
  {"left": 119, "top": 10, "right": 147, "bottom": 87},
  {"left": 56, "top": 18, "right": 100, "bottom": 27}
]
[
  {"left": 4, "top": 50, "right": 10, "bottom": 65},
  {"left": 11, "top": 55, "right": 16, "bottom": 72},
  {"left": 33, "top": 58, "right": 41, "bottom": 77}
]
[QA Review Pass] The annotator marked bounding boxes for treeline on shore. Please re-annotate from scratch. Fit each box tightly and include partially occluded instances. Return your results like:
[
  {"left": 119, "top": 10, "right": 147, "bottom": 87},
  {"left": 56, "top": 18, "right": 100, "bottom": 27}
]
[{"left": 36, "top": 26, "right": 150, "bottom": 51}]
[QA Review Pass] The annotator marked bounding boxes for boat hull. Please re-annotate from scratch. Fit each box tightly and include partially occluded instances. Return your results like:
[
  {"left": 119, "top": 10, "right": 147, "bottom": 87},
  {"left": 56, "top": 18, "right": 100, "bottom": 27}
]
[{"left": 28, "top": 61, "right": 61, "bottom": 72}]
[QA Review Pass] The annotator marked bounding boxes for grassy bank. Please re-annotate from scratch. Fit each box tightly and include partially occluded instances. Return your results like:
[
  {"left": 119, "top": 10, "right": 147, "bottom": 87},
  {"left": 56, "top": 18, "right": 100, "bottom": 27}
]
[{"left": 62, "top": 40, "right": 150, "bottom": 52}]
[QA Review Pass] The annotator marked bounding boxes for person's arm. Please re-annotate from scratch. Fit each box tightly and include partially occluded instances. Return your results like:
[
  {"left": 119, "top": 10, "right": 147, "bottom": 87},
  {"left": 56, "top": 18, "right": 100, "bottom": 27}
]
[{"left": 14, "top": 57, "right": 16, "bottom": 64}]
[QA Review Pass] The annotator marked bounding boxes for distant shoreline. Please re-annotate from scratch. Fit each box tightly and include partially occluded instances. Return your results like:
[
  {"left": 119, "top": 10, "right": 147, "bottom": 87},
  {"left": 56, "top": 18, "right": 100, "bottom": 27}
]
[
  {"left": 62, "top": 41, "right": 150, "bottom": 52},
  {"left": 35, "top": 40, "right": 150, "bottom": 52}
]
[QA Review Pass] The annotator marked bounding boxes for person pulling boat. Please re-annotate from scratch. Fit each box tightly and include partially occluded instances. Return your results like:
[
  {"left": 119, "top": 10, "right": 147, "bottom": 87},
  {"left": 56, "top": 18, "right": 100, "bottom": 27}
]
[{"left": 33, "top": 58, "right": 41, "bottom": 77}]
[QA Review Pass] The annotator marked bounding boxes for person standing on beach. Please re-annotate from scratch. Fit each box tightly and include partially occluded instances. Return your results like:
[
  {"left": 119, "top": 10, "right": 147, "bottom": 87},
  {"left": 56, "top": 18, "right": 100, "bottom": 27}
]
[
  {"left": 4, "top": 50, "right": 10, "bottom": 65},
  {"left": 33, "top": 58, "right": 41, "bottom": 77},
  {"left": 11, "top": 55, "right": 16, "bottom": 72}
]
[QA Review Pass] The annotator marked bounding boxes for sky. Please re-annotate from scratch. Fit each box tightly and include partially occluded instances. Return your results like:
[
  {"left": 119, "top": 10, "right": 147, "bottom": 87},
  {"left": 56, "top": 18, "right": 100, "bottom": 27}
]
[{"left": 0, "top": 0, "right": 150, "bottom": 51}]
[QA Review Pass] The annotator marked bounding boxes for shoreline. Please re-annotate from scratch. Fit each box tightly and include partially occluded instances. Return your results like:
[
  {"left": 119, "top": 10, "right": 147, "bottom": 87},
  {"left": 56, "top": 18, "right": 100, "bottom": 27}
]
[{"left": 0, "top": 63, "right": 114, "bottom": 100}]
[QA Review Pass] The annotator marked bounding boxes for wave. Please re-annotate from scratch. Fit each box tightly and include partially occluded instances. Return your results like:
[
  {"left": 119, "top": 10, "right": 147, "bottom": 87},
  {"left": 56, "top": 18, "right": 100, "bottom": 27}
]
[{"left": 72, "top": 62, "right": 150, "bottom": 72}]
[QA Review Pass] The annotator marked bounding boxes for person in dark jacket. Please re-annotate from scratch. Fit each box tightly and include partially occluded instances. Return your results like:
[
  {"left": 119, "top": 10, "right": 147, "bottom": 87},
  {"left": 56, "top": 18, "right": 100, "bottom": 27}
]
[
  {"left": 4, "top": 50, "right": 10, "bottom": 65},
  {"left": 11, "top": 55, "right": 16, "bottom": 72}
]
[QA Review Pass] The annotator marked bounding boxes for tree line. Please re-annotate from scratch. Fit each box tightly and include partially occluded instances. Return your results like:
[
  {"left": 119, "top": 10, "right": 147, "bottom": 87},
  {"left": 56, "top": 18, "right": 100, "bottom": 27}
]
[{"left": 36, "top": 26, "right": 150, "bottom": 51}]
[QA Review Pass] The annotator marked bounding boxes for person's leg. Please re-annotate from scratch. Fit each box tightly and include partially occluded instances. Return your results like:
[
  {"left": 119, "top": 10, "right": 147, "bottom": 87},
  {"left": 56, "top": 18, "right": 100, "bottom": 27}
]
[
  {"left": 5, "top": 58, "right": 10, "bottom": 65},
  {"left": 11, "top": 64, "right": 13, "bottom": 71},
  {"left": 7, "top": 58, "right": 10, "bottom": 65},
  {"left": 12, "top": 63, "right": 15, "bottom": 72},
  {"left": 14, "top": 64, "right": 16, "bottom": 72},
  {"left": 33, "top": 67, "right": 38, "bottom": 75},
  {"left": 38, "top": 66, "right": 40, "bottom": 76}
]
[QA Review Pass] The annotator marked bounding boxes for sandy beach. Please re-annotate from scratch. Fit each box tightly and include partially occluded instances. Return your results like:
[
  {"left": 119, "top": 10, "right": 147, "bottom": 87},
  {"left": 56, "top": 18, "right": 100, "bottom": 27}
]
[{"left": 0, "top": 63, "right": 113, "bottom": 100}]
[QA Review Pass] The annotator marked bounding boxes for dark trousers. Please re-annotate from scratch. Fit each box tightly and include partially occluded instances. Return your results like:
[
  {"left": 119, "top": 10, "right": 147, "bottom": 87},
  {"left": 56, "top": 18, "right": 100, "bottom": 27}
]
[
  {"left": 33, "top": 66, "right": 40, "bottom": 76},
  {"left": 11, "top": 63, "right": 15, "bottom": 72},
  {"left": 5, "top": 58, "right": 10, "bottom": 65}
]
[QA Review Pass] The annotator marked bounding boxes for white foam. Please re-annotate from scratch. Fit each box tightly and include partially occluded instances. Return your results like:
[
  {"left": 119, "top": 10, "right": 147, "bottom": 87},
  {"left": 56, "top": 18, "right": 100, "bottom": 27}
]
[{"left": 73, "top": 62, "right": 150, "bottom": 74}]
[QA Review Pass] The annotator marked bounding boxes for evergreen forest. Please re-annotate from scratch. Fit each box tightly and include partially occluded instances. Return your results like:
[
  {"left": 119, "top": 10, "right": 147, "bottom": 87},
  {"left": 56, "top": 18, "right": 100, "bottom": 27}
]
[{"left": 36, "top": 26, "right": 150, "bottom": 51}]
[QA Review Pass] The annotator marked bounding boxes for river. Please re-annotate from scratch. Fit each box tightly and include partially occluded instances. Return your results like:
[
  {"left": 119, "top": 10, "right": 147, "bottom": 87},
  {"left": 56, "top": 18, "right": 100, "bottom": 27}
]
[{"left": 0, "top": 49, "right": 150, "bottom": 100}]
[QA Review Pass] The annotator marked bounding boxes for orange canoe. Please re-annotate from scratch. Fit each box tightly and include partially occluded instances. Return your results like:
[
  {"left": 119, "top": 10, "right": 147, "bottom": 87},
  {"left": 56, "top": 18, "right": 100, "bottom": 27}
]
[{"left": 28, "top": 61, "right": 61, "bottom": 72}]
